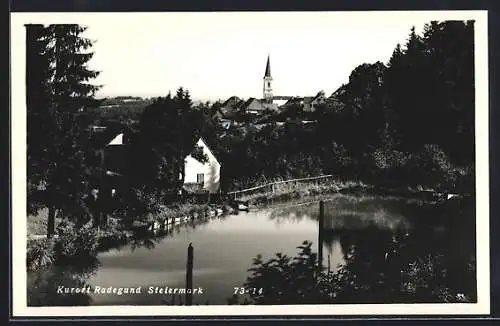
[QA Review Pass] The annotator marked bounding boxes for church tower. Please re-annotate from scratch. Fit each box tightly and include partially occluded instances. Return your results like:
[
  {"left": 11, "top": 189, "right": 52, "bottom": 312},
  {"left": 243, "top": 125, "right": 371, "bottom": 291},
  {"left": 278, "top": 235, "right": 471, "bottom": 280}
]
[{"left": 263, "top": 55, "right": 273, "bottom": 103}]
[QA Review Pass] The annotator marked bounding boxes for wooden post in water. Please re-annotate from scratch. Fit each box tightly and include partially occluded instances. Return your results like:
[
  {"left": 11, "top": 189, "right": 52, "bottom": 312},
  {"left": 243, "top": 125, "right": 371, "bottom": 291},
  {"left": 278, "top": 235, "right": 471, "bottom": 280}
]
[
  {"left": 185, "top": 243, "right": 194, "bottom": 306},
  {"left": 327, "top": 254, "right": 331, "bottom": 273},
  {"left": 318, "top": 200, "right": 325, "bottom": 270}
]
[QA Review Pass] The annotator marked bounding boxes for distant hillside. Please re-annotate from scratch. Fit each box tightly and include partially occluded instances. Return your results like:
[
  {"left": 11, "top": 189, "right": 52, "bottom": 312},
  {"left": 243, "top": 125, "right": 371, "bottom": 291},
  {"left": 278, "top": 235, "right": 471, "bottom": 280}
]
[{"left": 89, "top": 97, "right": 155, "bottom": 122}]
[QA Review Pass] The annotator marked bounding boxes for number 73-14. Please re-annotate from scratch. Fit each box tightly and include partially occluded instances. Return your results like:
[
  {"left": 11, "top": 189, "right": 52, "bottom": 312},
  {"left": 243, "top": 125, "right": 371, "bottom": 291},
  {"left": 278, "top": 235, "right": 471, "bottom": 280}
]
[{"left": 234, "top": 287, "right": 263, "bottom": 295}]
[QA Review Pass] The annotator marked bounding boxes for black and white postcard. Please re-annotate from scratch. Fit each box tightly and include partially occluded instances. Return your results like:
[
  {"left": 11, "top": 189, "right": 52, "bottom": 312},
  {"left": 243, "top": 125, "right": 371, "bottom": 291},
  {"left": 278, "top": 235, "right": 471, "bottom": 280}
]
[{"left": 11, "top": 10, "right": 490, "bottom": 317}]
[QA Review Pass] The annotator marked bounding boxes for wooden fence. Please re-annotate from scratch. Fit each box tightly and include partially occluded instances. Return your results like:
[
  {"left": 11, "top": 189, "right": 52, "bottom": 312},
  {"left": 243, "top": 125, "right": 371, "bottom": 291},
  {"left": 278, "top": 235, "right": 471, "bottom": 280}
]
[{"left": 227, "top": 174, "right": 336, "bottom": 200}]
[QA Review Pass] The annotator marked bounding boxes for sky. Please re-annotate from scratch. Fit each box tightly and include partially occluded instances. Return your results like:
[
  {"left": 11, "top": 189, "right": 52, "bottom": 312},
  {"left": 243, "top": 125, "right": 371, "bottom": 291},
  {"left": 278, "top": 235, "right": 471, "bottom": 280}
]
[{"left": 12, "top": 11, "right": 477, "bottom": 102}]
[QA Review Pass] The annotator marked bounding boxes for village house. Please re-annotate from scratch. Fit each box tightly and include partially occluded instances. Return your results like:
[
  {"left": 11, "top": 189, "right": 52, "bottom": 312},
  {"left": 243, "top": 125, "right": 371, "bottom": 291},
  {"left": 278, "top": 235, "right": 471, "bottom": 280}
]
[
  {"left": 93, "top": 129, "right": 221, "bottom": 194},
  {"left": 239, "top": 97, "right": 277, "bottom": 115},
  {"left": 183, "top": 138, "right": 221, "bottom": 194},
  {"left": 221, "top": 96, "right": 244, "bottom": 110},
  {"left": 283, "top": 91, "right": 327, "bottom": 112},
  {"left": 89, "top": 126, "right": 134, "bottom": 196},
  {"left": 218, "top": 96, "right": 245, "bottom": 119},
  {"left": 219, "top": 96, "right": 278, "bottom": 117},
  {"left": 303, "top": 90, "right": 327, "bottom": 112}
]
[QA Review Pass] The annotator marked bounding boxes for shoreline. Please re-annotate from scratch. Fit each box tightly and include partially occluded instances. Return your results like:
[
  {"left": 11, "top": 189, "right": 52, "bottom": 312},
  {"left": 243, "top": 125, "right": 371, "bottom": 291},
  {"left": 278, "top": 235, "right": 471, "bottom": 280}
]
[
  {"left": 26, "top": 180, "right": 469, "bottom": 272},
  {"left": 236, "top": 179, "right": 467, "bottom": 208}
]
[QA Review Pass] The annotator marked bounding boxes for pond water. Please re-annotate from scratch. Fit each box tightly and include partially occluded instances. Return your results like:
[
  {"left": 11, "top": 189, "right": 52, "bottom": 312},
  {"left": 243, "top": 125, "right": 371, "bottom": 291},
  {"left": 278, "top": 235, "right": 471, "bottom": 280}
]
[{"left": 27, "top": 193, "right": 476, "bottom": 306}]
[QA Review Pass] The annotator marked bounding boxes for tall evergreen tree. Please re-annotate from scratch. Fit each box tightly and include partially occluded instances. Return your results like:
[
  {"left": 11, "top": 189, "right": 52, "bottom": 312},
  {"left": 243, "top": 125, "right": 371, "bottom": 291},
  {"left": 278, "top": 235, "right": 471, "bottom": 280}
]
[
  {"left": 26, "top": 24, "right": 54, "bottom": 215},
  {"left": 421, "top": 20, "right": 475, "bottom": 165},
  {"left": 26, "top": 24, "right": 101, "bottom": 237}
]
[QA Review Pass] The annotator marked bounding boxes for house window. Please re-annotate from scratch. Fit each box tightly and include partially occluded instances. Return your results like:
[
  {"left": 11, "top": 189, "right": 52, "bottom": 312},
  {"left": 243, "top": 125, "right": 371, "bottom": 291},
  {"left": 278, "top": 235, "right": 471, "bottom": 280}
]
[{"left": 197, "top": 173, "right": 204, "bottom": 184}]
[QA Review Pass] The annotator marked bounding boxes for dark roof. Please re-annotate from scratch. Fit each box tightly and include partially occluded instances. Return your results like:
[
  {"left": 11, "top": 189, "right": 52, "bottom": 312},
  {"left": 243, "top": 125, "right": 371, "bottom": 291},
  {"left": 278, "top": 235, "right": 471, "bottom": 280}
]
[
  {"left": 273, "top": 96, "right": 293, "bottom": 101},
  {"left": 310, "top": 91, "right": 326, "bottom": 103},
  {"left": 222, "top": 96, "right": 241, "bottom": 108},
  {"left": 264, "top": 55, "right": 271, "bottom": 77},
  {"left": 197, "top": 136, "right": 220, "bottom": 160},
  {"left": 284, "top": 97, "right": 303, "bottom": 106},
  {"left": 234, "top": 99, "right": 247, "bottom": 111},
  {"left": 239, "top": 97, "right": 258, "bottom": 111},
  {"left": 240, "top": 98, "right": 270, "bottom": 112},
  {"left": 90, "top": 123, "right": 133, "bottom": 149}
]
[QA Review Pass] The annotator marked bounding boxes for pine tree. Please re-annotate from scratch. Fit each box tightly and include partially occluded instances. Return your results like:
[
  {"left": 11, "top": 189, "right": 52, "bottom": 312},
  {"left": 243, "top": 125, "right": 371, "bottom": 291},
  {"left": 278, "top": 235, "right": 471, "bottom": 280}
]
[
  {"left": 387, "top": 43, "right": 403, "bottom": 71},
  {"left": 26, "top": 24, "right": 101, "bottom": 237},
  {"left": 26, "top": 24, "right": 55, "bottom": 215},
  {"left": 421, "top": 20, "right": 475, "bottom": 165}
]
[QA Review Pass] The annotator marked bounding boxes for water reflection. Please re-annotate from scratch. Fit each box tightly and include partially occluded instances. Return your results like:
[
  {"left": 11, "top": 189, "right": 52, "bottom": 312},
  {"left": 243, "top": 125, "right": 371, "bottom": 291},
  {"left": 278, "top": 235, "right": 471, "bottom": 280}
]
[
  {"left": 27, "top": 257, "right": 100, "bottom": 306},
  {"left": 27, "top": 194, "right": 476, "bottom": 306},
  {"left": 240, "top": 196, "right": 476, "bottom": 304}
]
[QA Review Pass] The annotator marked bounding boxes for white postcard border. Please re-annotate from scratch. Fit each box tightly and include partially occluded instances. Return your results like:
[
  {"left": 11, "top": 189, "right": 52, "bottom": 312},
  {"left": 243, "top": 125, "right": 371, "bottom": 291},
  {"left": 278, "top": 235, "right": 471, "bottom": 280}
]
[{"left": 10, "top": 10, "right": 490, "bottom": 317}]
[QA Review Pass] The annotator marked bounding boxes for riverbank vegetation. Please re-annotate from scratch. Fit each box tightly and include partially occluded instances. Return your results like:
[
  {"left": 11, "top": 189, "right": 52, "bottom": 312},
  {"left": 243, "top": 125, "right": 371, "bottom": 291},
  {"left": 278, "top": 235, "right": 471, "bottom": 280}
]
[
  {"left": 26, "top": 202, "right": 218, "bottom": 271},
  {"left": 237, "top": 178, "right": 369, "bottom": 204},
  {"left": 227, "top": 240, "right": 475, "bottom": 305}
]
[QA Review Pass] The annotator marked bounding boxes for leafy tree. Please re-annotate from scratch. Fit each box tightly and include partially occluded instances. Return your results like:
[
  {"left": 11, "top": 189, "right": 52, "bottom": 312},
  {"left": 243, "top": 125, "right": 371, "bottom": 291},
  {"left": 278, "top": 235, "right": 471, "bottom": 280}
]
[
  {"left": 132, "top": 87, "right": 205, "bottom": 197},
  {"left": 335, "top": 62, "right": 388, "bottom": 157}
]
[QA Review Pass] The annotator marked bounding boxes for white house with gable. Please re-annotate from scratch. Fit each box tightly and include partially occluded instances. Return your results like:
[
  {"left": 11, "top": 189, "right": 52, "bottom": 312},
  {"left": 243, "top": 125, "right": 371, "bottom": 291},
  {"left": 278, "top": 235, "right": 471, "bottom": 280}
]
[
  {"left": 98, "top": 132, "right": 221, "bottom": 194},
  {"left": 183, "top": 138, "right": 221, "bottom": 194}
]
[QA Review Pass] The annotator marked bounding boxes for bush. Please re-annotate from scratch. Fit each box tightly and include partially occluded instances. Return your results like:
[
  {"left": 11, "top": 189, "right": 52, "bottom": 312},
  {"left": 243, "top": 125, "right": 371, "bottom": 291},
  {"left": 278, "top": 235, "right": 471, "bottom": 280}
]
[
  {"left": 241, "top": 241, "right": 334, "bottom": 304},
  {"left": 236, "top": 239, "right": 475, "bottom": 305},
  {"left": 27, "top": 238, "right": 55, "bottom": 271},
  {"left": 369, "top": 148, "right": 410, "bottom": 187},
  {"left": 96, "top": 228, "right": 130, "bottom": 251},
  {"left": 408, "top": 144, "right": 456, "bottom": 190},
  {"left": 53, "top": 220, "right": 100, "bottom": 263},
  {"left": 27, "top": 258, "right": 100, "bottom": 306},
  {"left": 401, "top": 254, "right": 474, "bottom": 303}
]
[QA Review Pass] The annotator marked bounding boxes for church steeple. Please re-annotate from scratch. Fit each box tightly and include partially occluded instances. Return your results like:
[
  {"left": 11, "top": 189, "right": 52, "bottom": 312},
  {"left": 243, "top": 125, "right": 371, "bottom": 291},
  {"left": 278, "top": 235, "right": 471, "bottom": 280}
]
[
  {"left": 263, "top": 55, "right": 273, "bottom": 102},
  {"left": 264, "top": 55, "right": 271, "bottom": 77}
]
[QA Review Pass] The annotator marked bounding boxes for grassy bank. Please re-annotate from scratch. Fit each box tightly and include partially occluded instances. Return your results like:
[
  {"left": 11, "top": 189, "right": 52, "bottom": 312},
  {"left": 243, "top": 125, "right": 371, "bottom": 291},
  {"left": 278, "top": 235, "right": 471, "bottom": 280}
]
[
  {"left": 137, "top": 203, "right": 221, "bottom": 227},
  {"left": 237, "top": 177, "right": 464, "bottom": 208},
  {"left": 238, "top": 179, "right": 371, "bottom": 205},
  {"left": 27, "top": 208, "right": 63, "bottom": 237}
]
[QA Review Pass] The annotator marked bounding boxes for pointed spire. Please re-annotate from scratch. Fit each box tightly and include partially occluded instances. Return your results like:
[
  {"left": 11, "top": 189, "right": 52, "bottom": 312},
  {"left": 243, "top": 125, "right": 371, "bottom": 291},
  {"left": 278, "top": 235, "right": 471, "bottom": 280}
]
[{"left": 264, "top": 54, "right": 271, "bottom": 77}]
